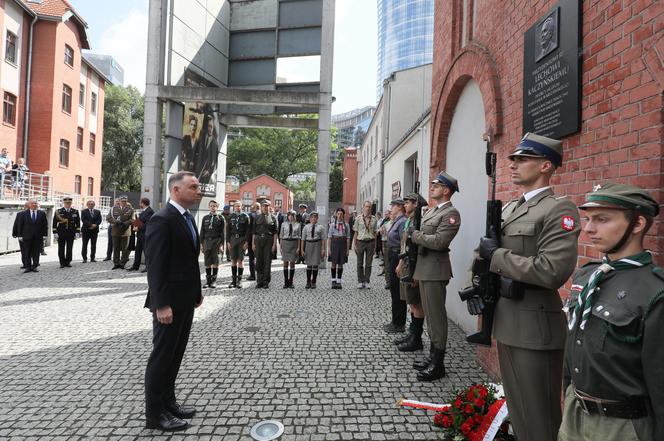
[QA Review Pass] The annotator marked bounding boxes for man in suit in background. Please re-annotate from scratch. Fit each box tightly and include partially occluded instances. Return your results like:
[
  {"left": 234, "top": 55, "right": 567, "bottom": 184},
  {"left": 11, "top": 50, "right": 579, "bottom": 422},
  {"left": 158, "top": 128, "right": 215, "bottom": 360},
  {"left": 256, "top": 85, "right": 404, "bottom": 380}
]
[
  {"left": 144, "top": 171, "right": 203, "bottom": 432},
  {"left": 13, "top": 201, "right": 29, "bottom": 269},
  {"left": 81, "top": 199, "right": 102, "bottom": 262},
  {"left": 14, "top": 199, "right": 48, "bottom": 272},
  {"left": 129, "top": 197, "right": 154, "bottom": 272}
]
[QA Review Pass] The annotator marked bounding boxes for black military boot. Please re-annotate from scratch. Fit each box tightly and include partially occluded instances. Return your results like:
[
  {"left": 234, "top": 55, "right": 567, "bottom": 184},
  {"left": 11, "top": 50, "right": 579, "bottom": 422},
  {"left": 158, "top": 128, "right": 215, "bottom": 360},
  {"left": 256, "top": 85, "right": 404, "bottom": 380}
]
[
  {"left": 398, "top": 316, "right": 424, "bottom": 352},
  {"left": 228, "top": 276, "right": 236, "bottom": 288},
  {"left": 204, "top": 275, "right": 211, "bottom": 288},
  {"left": 208, "top": 275, "right": 217, "bottom": 289},
  {"left": 413, "top": 343, "right": 434, "bottom": 371},
  {"left": 236, "top": 275, "right": 243, "bottom": 288},
  {"left": 416, "top": 348, "right": 446, "bottom": 381}
]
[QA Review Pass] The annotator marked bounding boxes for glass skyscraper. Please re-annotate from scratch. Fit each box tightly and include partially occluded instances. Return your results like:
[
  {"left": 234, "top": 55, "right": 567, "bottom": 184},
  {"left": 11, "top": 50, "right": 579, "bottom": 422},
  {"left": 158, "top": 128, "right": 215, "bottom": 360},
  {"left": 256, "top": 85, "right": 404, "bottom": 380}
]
[{"left": 376, "top": 0, "right": 434, "bottom": 98}]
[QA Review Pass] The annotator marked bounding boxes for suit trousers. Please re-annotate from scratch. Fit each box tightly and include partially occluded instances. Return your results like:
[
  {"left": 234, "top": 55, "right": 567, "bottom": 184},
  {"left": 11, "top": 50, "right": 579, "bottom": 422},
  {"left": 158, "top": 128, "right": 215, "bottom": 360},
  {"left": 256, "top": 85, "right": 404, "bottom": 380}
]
[
  {"left": 419, "top": 280, "right": 449, "bottom": 350},
  {"left": 112, "top": 236, "right": 129, "bottom": 265},
  {"left": 106, "top": 228, "right": 113, "bottom": 259},
  {"left": 247, "top": 240, "right": 256, "bottom": 277},
  {"left": 497, "top": 342, "right": 563, "bottom": 441},
  {"left": 132, "top": 234, "right": 145, "bottom": 269},
  {"left": 355, "top": 240, "right": 375, "bottom": 283},
  {"left": 58, "top": 236, "right": 74, "bottom": 265},
  {"left": 145, "top": 307, "right": 194, "bottom": 420},
  {"left": 255, "top": 235, "right": 273, "bottom": 285},
  {"left": 388, "top": 248, "right": 407, "bottom": 326},
  {"left": 22, "top": 238, "right": 40, "bottom": 268},
  {"left": 81, "top": 230, "right": 98, "bottom": 260}
]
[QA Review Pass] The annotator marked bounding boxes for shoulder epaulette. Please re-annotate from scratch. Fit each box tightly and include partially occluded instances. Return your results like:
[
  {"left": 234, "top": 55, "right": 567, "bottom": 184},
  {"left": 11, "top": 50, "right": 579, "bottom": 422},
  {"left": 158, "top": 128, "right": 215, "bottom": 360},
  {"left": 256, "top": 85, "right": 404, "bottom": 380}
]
[{"left": 652, "top": 266, "right": 664, "bottom": 282}]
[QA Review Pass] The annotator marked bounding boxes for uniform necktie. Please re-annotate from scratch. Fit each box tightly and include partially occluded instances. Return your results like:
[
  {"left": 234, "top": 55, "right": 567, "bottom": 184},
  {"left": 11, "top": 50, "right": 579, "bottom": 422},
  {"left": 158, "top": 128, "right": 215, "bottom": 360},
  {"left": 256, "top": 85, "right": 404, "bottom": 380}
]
[
  {"left": 568, "top": 251, "right": 652, "bottom": 331},
  {"left": 183, "top": 211, "right": 197, "bottom": 246},
  {"left": 289, "top": 223, "right": 293, "bottom": 238},
  {"left": 32, "top": 211, "right": 36, "bottom": 222},
  {"left": 311, "top": 225, "right": 314, "bottom": 239},
  {"left": 515, "top": 196, "right": 526, "bottom": 209}
]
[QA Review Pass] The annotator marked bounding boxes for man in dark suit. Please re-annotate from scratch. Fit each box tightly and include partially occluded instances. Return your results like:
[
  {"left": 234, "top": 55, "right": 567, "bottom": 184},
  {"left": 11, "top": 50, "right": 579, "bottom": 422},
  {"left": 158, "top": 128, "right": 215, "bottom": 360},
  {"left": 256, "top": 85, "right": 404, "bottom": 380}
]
[
  {"left": 129, "top": 197, "right": 154, "bottom": 271},
  {"left": 81, "top": 199, "right": 102, "bottom": 262},
  {"left": 144, "top": 171, "right": 203, "bottom": 432},
  {"left": 13, "top": 199, "right": 48, "bottom": 272}
]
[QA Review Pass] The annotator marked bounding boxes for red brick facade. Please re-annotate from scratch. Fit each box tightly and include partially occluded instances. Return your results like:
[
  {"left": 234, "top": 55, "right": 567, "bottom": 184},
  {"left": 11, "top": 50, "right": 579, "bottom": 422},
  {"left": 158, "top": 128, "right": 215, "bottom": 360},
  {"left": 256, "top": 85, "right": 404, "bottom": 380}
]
[
  {"left": 431, "top": 0, "right": 663, "bottom": 378},
  {"left": 225, "top": 174, "right": 294, "bottom": 212},
  {"left": 342, "top": 147, "right": 358, "bottom": 213}
]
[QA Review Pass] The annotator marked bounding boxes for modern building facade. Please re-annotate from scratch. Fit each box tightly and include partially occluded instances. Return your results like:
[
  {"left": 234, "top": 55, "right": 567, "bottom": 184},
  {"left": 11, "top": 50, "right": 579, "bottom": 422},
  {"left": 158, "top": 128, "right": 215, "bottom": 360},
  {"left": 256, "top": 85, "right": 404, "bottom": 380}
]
[
  {"left": 82, "top": 53, "right": 124, "bottom": 86},
  {"left": 332, "top": 106, "right": 374, "bottom": 149},
  {"left": 376, "top": 0, "right": 433, "bottom": 98}
]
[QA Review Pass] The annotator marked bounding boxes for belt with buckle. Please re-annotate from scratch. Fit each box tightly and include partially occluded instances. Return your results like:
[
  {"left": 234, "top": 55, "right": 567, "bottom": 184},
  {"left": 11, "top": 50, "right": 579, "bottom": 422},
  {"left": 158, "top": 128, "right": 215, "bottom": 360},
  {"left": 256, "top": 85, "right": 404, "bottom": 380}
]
[
  {"left": 358, "top": 238, "right": 374, "bottom": 242},
  {"left": 282, "top": 238, "right": 298, "bottom": 241},
  {"left": 573, "top": 387, "right": 648, "bottom": 419},
  {"left": 306, "top": 239, "right": 320, "bottom": 242}
]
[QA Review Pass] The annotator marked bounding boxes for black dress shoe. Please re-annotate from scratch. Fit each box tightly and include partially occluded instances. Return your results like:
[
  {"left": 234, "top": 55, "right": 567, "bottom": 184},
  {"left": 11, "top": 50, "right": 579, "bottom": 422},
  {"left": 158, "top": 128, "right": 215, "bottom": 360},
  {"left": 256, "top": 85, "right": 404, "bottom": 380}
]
[
  {"left": 65, "top": 263, "right": 72, "bottom": 267},
  {"left": 397, "top": 335, "right": 423, "bottom": 352},
  {"left": 20, "top": 266, "right": 26, "bottom": 269},
  {"left": 82, "top": 258, "right": 87, "bottom": 263},
  {"left": 140, "top": 268, "right": 147, "bottom": 273},
  {"left": 262, "top": 284, "right": 269, "bottom": 289},
  {"left": 145, "top": 412, "right": 188, "bottom": 431},
  {"left": 127, "top": 267, "right": 139, "bottom": 271},
  {"left": 90, "top": 258, "right": 97, "bottom": 262},
  {"left": 247, "top": 275, "right": 256, "bottom": 281},
  {"left": 165, "top": 402, "right": 196, "bottom": 419},
  {"left": 417, "top": 349, "right": 446, "bottom": 381},
  {"left": 23, "top": 268, "right": 32, "bottom": 273},
  {"left": 60, "top": 265, "right": 65, "bottom": 268},
  {"left": 382, "top": 323, "right": 405, "bottom": 334},
  {"left": 393, "top": 332, "right": 412, "bottom": 345},
  {"left": 103, "top": 257, "right": 111, "bottom": 261},
  {"left": 31, "top": 267, "right": 39, "bottom": 272}
]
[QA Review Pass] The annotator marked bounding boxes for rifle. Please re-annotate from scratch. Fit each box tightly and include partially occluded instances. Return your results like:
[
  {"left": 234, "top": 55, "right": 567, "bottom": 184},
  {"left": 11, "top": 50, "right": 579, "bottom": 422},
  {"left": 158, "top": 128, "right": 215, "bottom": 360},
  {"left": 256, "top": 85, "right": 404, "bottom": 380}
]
[
  {"left": 458, "top": 131, "right": 502, "bottom": 347},
  {"left": 398, "top": 183, "right": 427, "bottom": 284}
]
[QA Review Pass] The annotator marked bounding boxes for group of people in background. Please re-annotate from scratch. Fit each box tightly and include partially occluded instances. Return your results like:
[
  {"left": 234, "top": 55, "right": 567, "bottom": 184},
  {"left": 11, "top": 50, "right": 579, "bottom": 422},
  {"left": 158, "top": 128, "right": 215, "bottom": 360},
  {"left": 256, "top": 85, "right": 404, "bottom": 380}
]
[{"left": 0, "top": 147, "right": 30, "bottom": 199}]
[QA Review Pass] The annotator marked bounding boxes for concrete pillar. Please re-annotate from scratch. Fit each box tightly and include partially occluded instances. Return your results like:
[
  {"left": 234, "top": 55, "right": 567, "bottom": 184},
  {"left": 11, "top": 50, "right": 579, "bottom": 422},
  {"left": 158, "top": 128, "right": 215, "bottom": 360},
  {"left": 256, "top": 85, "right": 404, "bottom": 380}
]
[{"left": 163, "top": 101, "right": 184, "bottom": 203}]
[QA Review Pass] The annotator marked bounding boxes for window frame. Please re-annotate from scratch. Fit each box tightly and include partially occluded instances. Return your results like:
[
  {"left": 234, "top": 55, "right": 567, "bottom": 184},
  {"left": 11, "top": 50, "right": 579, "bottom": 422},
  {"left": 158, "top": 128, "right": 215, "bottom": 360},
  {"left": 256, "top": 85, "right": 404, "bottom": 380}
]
[
  {"left": 64, "top": 44, "right": 74, "bottom": 67},
  {"left": 3, "top": 92, "right": 17, "bottom": 126},
  {"left": 74, "top": 175, "right": 82, "bottom": 194},
  {"left": 90, "top": 92, "right": 97, "bottom": 115},
  {"left": 89, "top": 133, "right": 96, "bottom": 155},
  {"left": 87, "top": 177, "right": 94, "bottom": 196},
  {"left": 76, "top": 127, "right": 84, "bottom": 151},
  {"left": 5, "top": 31, "right": 17, "bottom": 65},
  {"left": 59, "top": 139, "right": 70, "bottom": 168},
  {"left": 79, "top": 83, "right": 85, "bottom": 108},
  {"left": 62, "top": 84, "right": 72, "bottom": 114}
]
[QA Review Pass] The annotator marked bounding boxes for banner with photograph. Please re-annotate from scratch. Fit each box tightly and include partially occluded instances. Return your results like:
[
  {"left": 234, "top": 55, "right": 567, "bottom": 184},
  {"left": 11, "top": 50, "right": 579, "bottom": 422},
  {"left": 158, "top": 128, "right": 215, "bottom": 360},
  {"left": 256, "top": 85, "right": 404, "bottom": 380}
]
[{"left": 180, "top": 102, "right": 219, "bottom": 196}]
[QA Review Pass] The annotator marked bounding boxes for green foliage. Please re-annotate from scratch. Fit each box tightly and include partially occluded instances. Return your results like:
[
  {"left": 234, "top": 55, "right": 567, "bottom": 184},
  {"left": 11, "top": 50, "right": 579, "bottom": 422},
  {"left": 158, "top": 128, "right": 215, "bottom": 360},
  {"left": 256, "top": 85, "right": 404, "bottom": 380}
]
[
  {"left": 329, "top": 162, "right": 343, "bottom": 202},
  {"left": 290, "top": 176, "right": 316, "bottom": 201},
  {"left": 101, "top": 85, "right": 144, "bottom": 191}
]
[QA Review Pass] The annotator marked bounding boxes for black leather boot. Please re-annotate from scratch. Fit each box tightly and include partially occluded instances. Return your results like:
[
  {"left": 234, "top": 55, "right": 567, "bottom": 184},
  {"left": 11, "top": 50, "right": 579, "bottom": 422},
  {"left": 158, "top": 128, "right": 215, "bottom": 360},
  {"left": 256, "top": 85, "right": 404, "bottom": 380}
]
[
  {"left": 397, "top": 333, "right": 423, "bottom": 352},
  {"left": 205, "top": 275, "right": 211, "bottom": 288},
  {"left": 228, "top": 276, "right": 236, "bottom": 288},
  {"left": 209, "top": 275, "right": 216, "bottom": 289},
  {"left": 393, "top": 332, "right": 412, "bottom": 345},
  {"left": 413, "top": 343, "right": 434, "bottom": 371},
  {"left": 416, "top": 348, "right": 446, "bottom": 381}
]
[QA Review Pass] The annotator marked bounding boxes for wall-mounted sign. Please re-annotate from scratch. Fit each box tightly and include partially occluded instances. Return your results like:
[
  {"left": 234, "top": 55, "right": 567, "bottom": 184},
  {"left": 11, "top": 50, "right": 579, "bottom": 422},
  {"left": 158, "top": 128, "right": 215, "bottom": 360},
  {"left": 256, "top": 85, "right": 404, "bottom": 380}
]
[{"left": 392, "top": 181, "right": 401, "bottom": 199}]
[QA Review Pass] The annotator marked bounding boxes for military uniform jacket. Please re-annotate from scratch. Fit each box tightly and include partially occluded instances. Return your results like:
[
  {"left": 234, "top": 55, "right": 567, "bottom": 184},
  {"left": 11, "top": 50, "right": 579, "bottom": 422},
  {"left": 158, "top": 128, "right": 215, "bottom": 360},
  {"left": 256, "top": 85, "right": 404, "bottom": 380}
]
[
  {"left": 564, "top": 262, "right": 664, "bottom": 440},
  {"left": 53, "top": 208, "right": 81, "bottom": 237},
  {"left": 253, "top": 213, "right": 277, "bottom": 236},
  {"left": 226, "top": 211, "right": 250, "bottom": 244},
  {"left": 107, "top": 205, "right": 134, "bottom": 237},
  {"left": 411, "top": 202, "right": 460, "bottom": 282},
  {"left": 199, "top": 213, "right": 225, "bottom": 250},
  {"left": 491, "top": 188, "right": 580, "bottom": 350}
]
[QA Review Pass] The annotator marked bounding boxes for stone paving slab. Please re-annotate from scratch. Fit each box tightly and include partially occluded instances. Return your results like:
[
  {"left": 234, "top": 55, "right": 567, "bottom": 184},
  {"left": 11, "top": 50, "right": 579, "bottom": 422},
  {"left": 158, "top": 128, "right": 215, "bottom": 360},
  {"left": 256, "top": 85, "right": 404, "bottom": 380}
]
[{"left": 0, "top": 236, "right": 488, "bottom": 440}]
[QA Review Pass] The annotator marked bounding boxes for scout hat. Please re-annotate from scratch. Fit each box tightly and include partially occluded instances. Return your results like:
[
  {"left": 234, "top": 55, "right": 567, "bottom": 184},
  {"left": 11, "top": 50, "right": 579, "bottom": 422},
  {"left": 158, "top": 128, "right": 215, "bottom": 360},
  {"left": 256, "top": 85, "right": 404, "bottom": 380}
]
[
  {"left": 403, "top": 192, "right": 429, "bottom": 207},
  {"left": 432, "top": 171, "right": 460, "bottom": 193},
  {"left": 509, "top": 132, "right": 563, "bottom": 167},
  {"left": 579, "top": 182, "right": 659, "bottom": 217},
  {"left": 390, "top": 198, "right": 405, "bottom": 206}
]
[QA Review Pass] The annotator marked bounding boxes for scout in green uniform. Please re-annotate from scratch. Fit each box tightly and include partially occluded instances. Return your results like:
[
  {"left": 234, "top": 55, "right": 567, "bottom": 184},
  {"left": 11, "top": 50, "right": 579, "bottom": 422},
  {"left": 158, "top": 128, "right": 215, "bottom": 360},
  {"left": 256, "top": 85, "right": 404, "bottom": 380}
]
[
  {"left": 477, "top": 133, "right": 581, "bottom": 441},
  {"left": 222, "top": 205, "right": 231, "bottom": 261},
  {"left": 410, "top": 172, "right": 461, "bottom": 381},
  {"left": 279, "top": 210, "right": 301, "bottom": 288},
  {"left": 301, "top": 212, "right": 326, "bottom": 289},
  {"left": 252, "top": 199, "right": 278, "bottom": 289},
  {"left": 199, "top": 200, "right": 225, "bottom": 289},
  {"left": 559, "top": 183, "right": 663, "bottom": 441},
  {"left": 394, "top": 192, "right": 428, "bottom": 352},
  {"left": 53, "top": 196, "right": 81, "bottom": 268},
  {"left": 353, "top": 201, "right": 378, "bottom": 289},
  {"left": 226, "top": 201, "right": 251, "bottom": 288}
]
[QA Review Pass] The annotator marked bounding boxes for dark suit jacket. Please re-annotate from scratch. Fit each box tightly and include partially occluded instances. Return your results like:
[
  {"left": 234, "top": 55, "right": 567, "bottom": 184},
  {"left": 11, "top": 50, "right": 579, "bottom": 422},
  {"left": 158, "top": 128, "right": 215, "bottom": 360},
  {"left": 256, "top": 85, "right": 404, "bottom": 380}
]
[
  {"left": 137, "top": 206, "right": 154, "bottom": 239},
  {"left": 14, "top": 209, "right": 48, "bottom": 240},
  {"left": 81, "top": 208, "right": 102, "bottom": 233},
  {"left": 144, "top": 203, "right": 201, "bottom": 312}
]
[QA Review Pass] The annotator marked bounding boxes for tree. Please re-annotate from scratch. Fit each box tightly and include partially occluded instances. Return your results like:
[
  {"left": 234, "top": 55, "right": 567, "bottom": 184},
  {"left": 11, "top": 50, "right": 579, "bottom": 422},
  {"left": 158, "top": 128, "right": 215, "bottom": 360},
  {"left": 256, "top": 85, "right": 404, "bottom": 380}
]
[
  {"left": 101, "top": 85, "right": 144, "bottom": 192},
  {"left": 329, "top": 162, "right": 343, "bottom": 203},
  {"left": 290, "top": 175, "right": 316, "bottom": 201}
]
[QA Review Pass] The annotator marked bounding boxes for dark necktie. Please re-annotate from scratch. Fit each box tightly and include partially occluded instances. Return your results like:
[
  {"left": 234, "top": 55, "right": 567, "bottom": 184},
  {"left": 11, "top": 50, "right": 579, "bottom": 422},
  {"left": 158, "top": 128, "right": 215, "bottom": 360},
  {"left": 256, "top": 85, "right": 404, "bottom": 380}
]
[
  {"left": 183, "top": 212, "right": 197, "bottom": 246},
  {"left": 289, "top": 223, "right": 293, "bottom": 238},
  {"left": 515, "top": 196, "right": 527, "bottom": 209},
  {"left": 311, "top": 225, "right": 314, "bottom": 239},
  {"left": 90, "top": 209, "right": 93, "bottom": 218},
  {"left": 32, "top": 211, "right": 36, "bottom": 222}
]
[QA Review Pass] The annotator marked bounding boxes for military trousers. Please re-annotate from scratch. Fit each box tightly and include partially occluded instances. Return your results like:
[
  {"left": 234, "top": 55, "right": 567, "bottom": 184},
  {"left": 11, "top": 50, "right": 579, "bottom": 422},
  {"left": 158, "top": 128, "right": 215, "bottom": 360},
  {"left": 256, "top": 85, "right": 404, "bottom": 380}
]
[
  {"left": 58, "top": 236, "right": 74, "bottom": 265},
  {"left": 498, "top": 342, "right": 563, "bottom": 441},
  {"left": 112, "top": 236, "right": 129, "bottom": 265},
  {"left": 419, "top": 280, "right": 449, "bottom": 350},
  {"left": 355, "top": 239, "right": 375, "bottom": 283},
  {"left": 254, "top": 235, "right": 273, "bottom": 285}
]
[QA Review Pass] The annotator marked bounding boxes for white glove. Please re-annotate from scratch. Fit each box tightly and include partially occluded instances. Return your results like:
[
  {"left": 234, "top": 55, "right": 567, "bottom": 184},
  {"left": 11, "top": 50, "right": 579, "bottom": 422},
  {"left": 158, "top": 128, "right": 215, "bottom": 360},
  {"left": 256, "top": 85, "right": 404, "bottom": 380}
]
[
  {"left": 53, "top": 233, "right": 59, "bottom": 240},
  {"left": 75, "top": 233, "right": 81, "bottom": 239}
]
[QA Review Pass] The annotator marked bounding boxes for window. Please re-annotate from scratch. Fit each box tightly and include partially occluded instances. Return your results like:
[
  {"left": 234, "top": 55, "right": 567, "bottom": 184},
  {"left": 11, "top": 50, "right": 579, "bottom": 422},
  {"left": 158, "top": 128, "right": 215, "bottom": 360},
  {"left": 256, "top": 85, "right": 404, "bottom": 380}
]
[
  {"left": 89, "top": 133, "right": 95, "bottom": 154},
  {"left": 3, "top": 92, "right": 16, "bottom": 126},
  {"left": 74, "top": 175, "right": 81, "bottom": 194},
  {"left": 90, "top": 92, "right": 97, "bottom": 115},
  {"left": 62, "top": 84, "right": 72, "bottom": 113},
  {"left": 59, "top": 139, "right": 69, "bottom": 167},
  {"left": 79, "top": 83, "right": 85, "bottom": 107},
  {"left": 76, "top": 127, "right": 83, "bottom": 150},
  {"left": 5, "top": 31, "right": 17, "bottom": 64},
  {"left": 64, "top": 44, "right": 74, "bottom": 67},
  {"left": 87, "top": 177, "right": 94, "bottom": 196}
]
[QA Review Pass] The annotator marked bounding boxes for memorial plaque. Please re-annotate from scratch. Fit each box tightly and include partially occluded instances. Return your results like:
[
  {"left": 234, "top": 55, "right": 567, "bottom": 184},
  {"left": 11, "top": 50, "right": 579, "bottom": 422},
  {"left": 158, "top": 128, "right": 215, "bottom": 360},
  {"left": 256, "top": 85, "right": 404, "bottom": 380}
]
[{"left": 523, "top": 0, "right": 581, "bottom": 139}]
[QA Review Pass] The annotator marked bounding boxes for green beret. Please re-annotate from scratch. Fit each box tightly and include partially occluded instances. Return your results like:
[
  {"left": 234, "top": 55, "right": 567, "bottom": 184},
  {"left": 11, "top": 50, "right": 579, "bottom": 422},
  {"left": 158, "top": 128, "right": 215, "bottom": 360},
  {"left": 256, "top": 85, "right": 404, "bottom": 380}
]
[{"left": 579, "top": 182, "right": 659, "bottom": 217}]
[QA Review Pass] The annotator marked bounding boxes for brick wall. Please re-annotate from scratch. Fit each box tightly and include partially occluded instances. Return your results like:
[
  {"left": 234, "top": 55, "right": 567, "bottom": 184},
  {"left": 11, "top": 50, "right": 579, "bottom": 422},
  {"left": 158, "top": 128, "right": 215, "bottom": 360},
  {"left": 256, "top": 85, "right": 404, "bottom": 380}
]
[
  {"left": 431, "top": 0, "right": 663, "bottom": 379},
  {"left": 225, "top": 174, "right": 293, "bottom": 211},
  {"left": 342, "top": 147, "right": 358, "bottom": 212}
]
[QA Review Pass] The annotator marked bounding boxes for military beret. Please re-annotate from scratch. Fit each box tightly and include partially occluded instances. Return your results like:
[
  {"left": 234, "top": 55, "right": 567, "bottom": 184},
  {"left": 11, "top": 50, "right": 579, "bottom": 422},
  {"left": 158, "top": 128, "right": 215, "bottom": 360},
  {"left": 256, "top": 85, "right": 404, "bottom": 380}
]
[
  {"left": 579, "top": 182, "right": 660, "bottom": 217},
  {"left": 509, "top": 132, "right": 563, "bottom": 167},
  {"left": 223, "top": 205, "right": 230, "bottom": 210},
  {"left": 390, "top": 198, "right": 405, "bottom": 206},
  {"left": 432, "top": 171, "right": 460, "bottom": 193},
  {"left": 403, "top": 192, "right": 429, "bottom": 207}
]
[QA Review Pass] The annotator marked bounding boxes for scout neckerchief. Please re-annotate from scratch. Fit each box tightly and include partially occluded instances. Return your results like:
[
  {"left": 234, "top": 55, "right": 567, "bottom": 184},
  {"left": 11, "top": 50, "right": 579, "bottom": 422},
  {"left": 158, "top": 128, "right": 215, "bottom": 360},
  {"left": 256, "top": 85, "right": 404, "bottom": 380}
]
[
  {"left": 568, "top": 251, "right": 652, "bottom": 331},
  {"left": 363, "top": 214, "right": 374, "bottom": 235}
]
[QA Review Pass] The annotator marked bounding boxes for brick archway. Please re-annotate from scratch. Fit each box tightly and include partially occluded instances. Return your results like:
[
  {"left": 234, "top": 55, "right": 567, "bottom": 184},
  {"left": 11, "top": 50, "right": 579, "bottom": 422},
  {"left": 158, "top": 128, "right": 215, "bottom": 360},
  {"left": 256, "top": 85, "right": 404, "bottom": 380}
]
[{"left": 430, "top": 45, "right": 503, "bottom": 177}]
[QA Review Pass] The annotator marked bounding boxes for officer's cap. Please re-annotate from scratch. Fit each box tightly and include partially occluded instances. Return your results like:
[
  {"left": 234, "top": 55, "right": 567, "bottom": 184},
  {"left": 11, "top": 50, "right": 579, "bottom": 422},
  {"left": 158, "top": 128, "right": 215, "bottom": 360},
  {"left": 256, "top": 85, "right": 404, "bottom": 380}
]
[
  {"left": 390, "top": 198, "right": 405, "bottom": 206},
  {"left": 310, "top": 211, "right": 319, "bottom": 217},
  {"left": 432, "top": 171, "right": 460, "bottom": 193},
  {"left": 119, "top": 195, "right": 128, "bottom": 200},
  {"left": 579, "top": 182, "right": 660, "bottom": 217},
  {"left": 403, "top": 192, "right": 429, "bottom": 207},
  {"left": 287, "top": 209, "right": 296, "bottom": 216},
  {"left": 62, "top": 196, "right": 73, "bottom": 202},
  {"left": 509, "top": 132, "right": 563, "bottom": 168},
  {"left": 299, "top": 203, "right": 308, "bottom": 209}
]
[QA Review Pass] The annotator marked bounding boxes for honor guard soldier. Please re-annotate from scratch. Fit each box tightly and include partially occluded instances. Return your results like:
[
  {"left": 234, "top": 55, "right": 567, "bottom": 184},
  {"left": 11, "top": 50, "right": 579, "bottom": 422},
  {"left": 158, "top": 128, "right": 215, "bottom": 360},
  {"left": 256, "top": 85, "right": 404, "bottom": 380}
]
[
  {"left": 199, "top": 200, "right": 226, "bottom": 289},
  {"left": 226, "top": 201, "right": 251, "bottom": 288},
  {"left": 279, "top": 210, "right": 301, "bottom": 288},
  {"left": 252, "top": 199, "right": 278, "bottom": 288},
  {"left": 53, "top": 196, "right": 81, "bottom": 268},
  {"left": 410, "top": 173, "right": 461, "bottom": 381},
  {"left": 107, "top": 195, "right": 134, "bottom": 269},
  {"left": 300, "top": 212, "right": 326, "bottom": 288},
  {"left": 559, "top": 183, "right": 663, "bottom": 441},
  {"left": 477, "top": 133, "right": 581, "bottom": 441}
]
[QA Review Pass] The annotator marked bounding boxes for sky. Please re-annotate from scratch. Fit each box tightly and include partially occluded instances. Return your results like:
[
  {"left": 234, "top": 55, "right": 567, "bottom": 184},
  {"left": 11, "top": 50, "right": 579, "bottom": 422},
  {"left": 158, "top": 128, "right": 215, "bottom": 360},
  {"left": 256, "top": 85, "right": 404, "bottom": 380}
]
[{"left": 68, "top": 0, "right": 378, "bottom": 115}]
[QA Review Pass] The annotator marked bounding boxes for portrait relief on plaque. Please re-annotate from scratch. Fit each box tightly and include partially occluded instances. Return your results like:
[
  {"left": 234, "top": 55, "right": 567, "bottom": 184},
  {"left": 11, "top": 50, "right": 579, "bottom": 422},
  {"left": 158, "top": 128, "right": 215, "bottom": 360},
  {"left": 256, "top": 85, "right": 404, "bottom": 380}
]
[{"left": 536, "top": 7, "right": 559, "bottom": 62}]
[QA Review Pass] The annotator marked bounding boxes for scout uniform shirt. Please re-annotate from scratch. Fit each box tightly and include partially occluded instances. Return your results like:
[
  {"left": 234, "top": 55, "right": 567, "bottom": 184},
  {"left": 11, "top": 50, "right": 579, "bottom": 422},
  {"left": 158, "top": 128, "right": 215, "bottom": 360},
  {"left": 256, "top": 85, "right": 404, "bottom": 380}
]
[
  {"left": 355, "top": 214, "right": 378, "bottom": 241},
  {"left": 279, "top": 220, "right": 301, "bottom": 240},
  {"left": 200, "top": 213, "right": 225, "bottom": 250},
  {"left": 226, "top": 211, "right": 250, "bottom": 245}
]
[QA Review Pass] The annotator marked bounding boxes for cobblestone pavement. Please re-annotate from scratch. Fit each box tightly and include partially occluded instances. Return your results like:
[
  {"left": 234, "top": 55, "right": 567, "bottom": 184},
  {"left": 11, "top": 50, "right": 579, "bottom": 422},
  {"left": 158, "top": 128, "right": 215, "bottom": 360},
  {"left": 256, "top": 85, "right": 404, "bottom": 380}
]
[{"left": 0, "top": 236, "right": 488, "bottom": 440}]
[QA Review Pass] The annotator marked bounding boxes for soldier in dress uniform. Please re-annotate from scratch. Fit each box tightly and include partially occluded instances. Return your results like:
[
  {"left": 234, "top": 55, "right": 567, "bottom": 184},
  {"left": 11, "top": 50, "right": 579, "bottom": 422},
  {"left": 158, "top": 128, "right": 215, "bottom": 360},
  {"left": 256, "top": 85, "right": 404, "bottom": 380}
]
[
  {"left": 226, "top": 201, "right": 251, "bottom": 288},
  {"left": 410, "top": 172, "right": 461, "bottom": 381},
  {"left": 53, "top": 196, "right": 81, "bottom": 268},
  {"left": 559, "top": 183, "right": 663, "bottom": 441},
  {"left": 279, "top": 210, "right": 301, "bottom": 288},
  {"left": 477, "top": 133, "right": 581, "bottom": 441},
  {"left": 107, "top": 195, "right": 134, "bottom": 269},
  {"left": 253, "top": 199, "right": 278, "bottom": 289},
  {"left": 300, "top": 212, "right": 325, "bottom": 289},
  {"left": 296, "top": 203, "right": 310, "bottom": 264},
  {"left": 199, "top": 200, "right": 225, "bottom": 289}
]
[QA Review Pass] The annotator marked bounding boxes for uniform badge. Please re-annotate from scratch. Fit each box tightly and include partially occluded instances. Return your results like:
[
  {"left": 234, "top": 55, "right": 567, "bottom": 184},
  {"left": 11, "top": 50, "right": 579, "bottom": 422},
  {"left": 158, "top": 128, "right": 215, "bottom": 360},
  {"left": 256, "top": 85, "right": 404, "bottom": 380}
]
[
  {"left": 561, "top": 216, "right": 575, "bottom": 231},
  {"left": 617, "top": 290, "right": 627, "bottom": 300},
  {"left": 593, "top": 184, "right": 602, "bottom": 192},
  {"left": 449, "top": 217, "right": 457, "bottom": 225}
]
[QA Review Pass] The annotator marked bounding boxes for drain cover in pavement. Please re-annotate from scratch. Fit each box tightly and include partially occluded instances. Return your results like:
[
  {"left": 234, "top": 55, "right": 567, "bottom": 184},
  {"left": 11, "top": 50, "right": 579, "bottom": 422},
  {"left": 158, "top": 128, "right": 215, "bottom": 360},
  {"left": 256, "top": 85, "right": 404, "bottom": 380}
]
[{"left": 243, "top": 326, "right": 261, "bottom": 333}]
